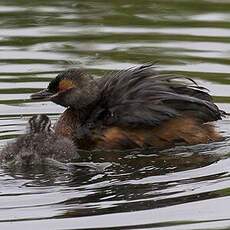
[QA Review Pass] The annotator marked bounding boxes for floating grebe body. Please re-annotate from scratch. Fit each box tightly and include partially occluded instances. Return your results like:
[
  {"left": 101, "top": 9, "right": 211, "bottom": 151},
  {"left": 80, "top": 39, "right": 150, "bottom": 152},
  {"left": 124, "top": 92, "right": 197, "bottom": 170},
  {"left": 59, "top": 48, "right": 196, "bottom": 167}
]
[
  {"left": 31, "top": 65, "right": 225, "bottom": 150},
  {"left": 0, "top": 114, "right": 79, "bottom": 167}
]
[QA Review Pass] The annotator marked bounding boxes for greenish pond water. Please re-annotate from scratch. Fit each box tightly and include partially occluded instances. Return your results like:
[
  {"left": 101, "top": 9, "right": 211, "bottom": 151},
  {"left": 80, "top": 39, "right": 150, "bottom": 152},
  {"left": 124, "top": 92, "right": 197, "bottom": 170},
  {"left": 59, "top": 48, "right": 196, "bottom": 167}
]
[{"left": 0, "top": 0, "right": 230, "bottom": 229}]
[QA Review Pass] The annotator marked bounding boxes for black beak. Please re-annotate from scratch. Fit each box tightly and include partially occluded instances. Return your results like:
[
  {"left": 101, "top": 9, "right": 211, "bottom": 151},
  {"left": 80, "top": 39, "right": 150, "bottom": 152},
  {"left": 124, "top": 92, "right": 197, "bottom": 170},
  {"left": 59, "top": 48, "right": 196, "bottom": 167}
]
[{"left": 30, "top": 89, "right": 54, "bottom": 101}]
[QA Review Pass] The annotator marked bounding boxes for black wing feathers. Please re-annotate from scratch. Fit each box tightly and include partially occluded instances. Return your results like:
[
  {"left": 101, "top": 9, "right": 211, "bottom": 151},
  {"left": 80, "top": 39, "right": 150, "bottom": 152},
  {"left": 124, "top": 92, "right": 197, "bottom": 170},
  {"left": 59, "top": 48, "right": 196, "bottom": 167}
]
[{"left": 96, "top": 64, "right": 222, "bottom": 127}]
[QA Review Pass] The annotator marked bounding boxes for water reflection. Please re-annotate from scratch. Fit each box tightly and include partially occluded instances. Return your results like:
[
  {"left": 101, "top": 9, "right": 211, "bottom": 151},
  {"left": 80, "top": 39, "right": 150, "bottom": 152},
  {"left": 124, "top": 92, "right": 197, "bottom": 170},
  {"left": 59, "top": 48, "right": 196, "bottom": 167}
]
[{"left": 2, "top": 142, "right": 229, "bottom": 217}]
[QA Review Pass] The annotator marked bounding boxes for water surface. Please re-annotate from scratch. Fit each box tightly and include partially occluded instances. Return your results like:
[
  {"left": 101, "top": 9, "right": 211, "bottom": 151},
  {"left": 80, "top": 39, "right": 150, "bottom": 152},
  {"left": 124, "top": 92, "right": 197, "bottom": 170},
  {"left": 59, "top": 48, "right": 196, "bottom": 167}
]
[{"left": 0, "top": 0, "right": 230, "bottom": 229}]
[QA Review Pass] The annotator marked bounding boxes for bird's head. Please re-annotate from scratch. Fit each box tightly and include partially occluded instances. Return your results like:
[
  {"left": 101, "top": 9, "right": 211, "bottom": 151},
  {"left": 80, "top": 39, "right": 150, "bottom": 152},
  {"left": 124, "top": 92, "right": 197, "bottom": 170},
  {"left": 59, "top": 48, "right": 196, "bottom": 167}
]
[{"left": 31, "top": 68, "right": 99, "bottom": 110}]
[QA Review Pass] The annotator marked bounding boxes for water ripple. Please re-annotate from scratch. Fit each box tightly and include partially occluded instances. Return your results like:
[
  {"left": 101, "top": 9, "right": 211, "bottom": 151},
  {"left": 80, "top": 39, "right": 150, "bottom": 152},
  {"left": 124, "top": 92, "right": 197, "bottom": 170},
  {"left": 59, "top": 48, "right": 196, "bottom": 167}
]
[{"left": 0, "top": 0, "right": 229, "bottom": 229}]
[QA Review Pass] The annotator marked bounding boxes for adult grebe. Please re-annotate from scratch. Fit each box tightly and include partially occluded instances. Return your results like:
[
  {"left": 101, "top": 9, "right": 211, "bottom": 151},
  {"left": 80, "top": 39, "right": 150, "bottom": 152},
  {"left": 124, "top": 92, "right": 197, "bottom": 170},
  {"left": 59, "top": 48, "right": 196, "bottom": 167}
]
[{"left": 31, "top": 65, "right": 224, "bottom": 150}]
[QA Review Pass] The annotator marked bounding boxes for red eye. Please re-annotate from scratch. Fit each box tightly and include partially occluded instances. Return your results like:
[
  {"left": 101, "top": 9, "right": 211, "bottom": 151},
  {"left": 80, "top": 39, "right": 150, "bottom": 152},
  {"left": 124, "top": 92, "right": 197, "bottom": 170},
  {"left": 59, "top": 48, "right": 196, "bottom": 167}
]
[{"left": 59, "top": 80, "right": 76, "bottom": 92}]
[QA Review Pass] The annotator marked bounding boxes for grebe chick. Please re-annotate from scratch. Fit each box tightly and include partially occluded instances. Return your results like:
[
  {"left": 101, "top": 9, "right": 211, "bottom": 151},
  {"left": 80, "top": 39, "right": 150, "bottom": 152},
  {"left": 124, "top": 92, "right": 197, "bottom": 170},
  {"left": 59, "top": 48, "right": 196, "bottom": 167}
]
[
  {"left": 31, "top": 64, "right": 226, "bottom": 150},
  {"left": 0, "top": 114, "right": 79, "bottom": 168}
]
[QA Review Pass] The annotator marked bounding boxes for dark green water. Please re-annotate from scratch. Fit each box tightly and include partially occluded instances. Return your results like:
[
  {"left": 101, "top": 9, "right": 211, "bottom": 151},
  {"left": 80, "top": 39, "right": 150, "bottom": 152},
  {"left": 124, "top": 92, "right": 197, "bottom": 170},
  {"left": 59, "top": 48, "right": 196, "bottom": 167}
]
[{"left": 0, "top": 0, "right": 230, "bottom": 229}]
